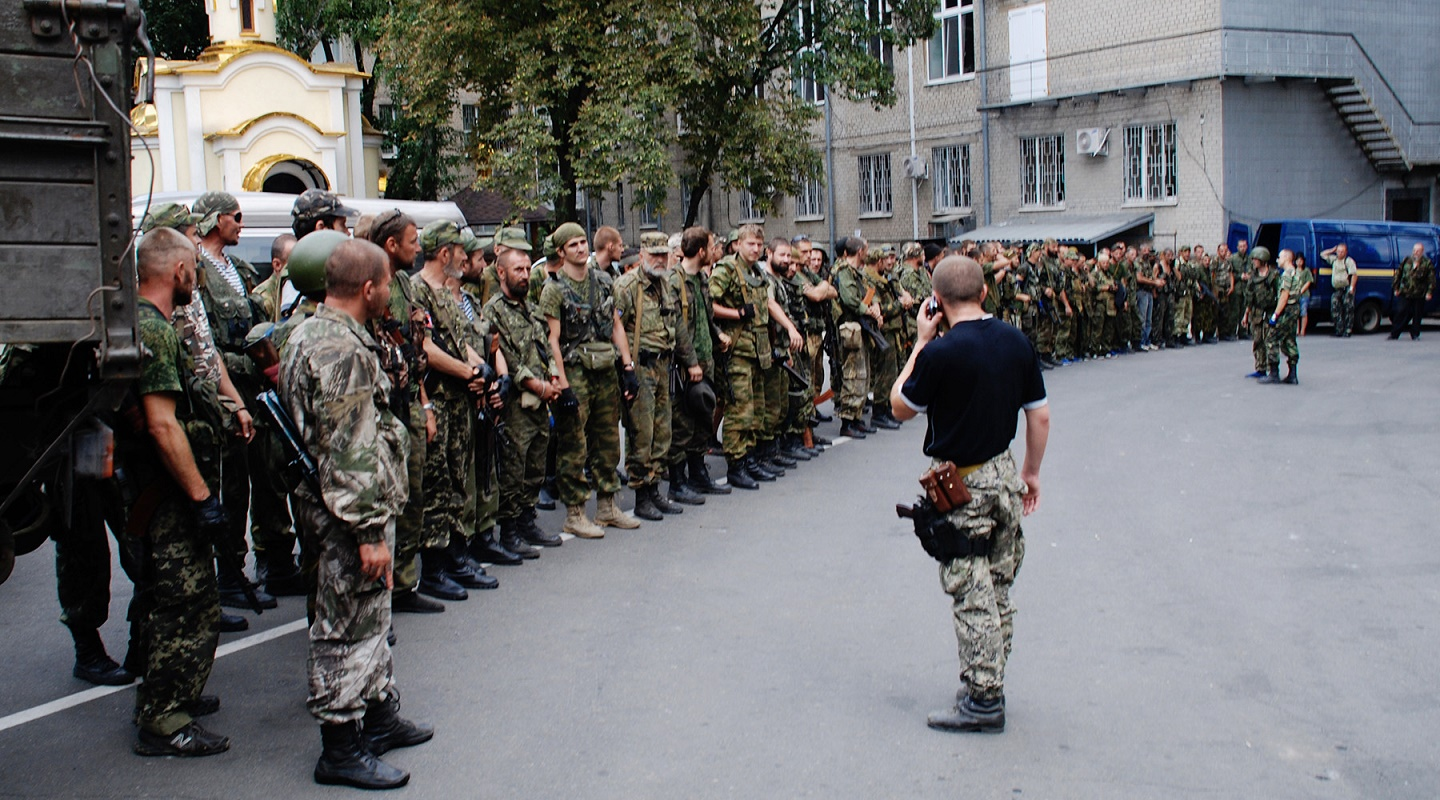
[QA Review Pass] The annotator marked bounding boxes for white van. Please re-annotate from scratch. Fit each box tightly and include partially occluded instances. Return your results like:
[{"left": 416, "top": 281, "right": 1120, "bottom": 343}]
[{"left": 132, "top": 191, "right": 468, "bottom": 271}]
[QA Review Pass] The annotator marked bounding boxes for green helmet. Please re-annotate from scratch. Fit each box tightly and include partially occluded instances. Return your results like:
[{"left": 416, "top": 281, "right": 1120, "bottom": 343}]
[
  {"left": 1250, "top": 246, "right": 1272, "bottom": 263},
  {"left": 288, "top": 230, "right": 351, "bottom": 296}
]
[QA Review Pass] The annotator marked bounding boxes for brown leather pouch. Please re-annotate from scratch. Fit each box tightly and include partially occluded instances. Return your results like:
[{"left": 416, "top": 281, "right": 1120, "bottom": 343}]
[{"left": 919, "top": 461, "right": 973, "bottom": 513}]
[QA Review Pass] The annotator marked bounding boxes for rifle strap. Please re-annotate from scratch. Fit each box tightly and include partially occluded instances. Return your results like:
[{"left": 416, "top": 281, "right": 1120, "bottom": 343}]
[{"left": 632, "top": 276, "right": 643, "bottom": 364}]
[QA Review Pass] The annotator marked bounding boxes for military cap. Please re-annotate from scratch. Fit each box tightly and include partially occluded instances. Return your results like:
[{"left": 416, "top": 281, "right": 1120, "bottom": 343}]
[
  {"left": 141, "top": 202, "right": 199, "bottom": 233},
  {"left": 1250, "top": 246, "right": 1272, "bottom": 263},
  {"left": 900, "top": 242, "right": 924, "bottom": 261},
  {"left": 1025, "top": 243, "right": 1042, "bottom": 257},
  {"left": 420, "top": 219, "right": 463, "bottom": 253},
  {"left": 460, "top": 229, "right": 482, "bottom": 254},
  {"left": 192, "top": 191, "right": 240, "bottom": 236},
  {"left": 1043, "top": 237, "right": 1058, "bottom": 246},
  {"left": 725, "top": 229, "right": 740, "bottom": 245},
  {"left": 494, "top": 226, "right": 532, "bottom": 251},
  {"left": 292, "top": 189, "right": 358, "bottom": 223},
  {"left": 620, "top": 249, "right": 640, "bottom": 268},
  {"left": 878, "top": 244, "right": 896, "bottom": 257},
  {"left": 684, "top": 378, "right": 717, "bottom": 422},
  {"left": 551, "top": 222, "right": 586, "bottom": 252},
  {"left": 641, "top": 231, "right": 670, "bottom": 254},
  {"left": 287, "top": 229, "right": 350, "bottom": 296}
]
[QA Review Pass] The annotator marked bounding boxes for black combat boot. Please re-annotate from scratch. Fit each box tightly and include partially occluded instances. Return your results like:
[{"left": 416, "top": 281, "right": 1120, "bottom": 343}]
[
  {"left": 779, "top": 434, "right": 812, "bottom": 461},
  {"left": 70, "top": 627, "right": 134, "bottom": 686},
  {"left": 1257, "top": 366, "right": 1282, "bottom": 384},
  {"left": 498, "top": 516, "right": 541, "bottom": 559},
  {"left": 256, "top": 551, "right": 307, "bottom": 597},
  {"left": 217, "top": 568, "right": 278, "bottom": 610},
  {"left": 518, "top": 506, "right": 562, "bottom": 548},
  {"left": 314, "top": 720, "right": 409, "bottom": 789},
  {"left": 745, "top": 452, "right": 778, "bottom": 482},
  {"left": 391, "top": 589, "right": 445, "bottom": 614},
  {"left": 468, "top": 525, "right": 523, "bottom": 566},
  {"left": 926, "top": 693, "right": 1006, "bottom": 733},
  {"left": 443, "top": 535, "right": 498, "bottom": 590},
  {"left": 1282, "top": 364, "right": 1298, "bottom": 385},
  {"left": 687, "top": 453, "right": 730, "bottom": 495},
  {"left": 839, "top": 419, "right": 868, "bottom": 439},
  {"left": 362, "top": 693, "right": 434, "bottom": 755},
  {"left": 766, "top": 440, "right": 798, "bottom": 468},
  {"left": 418, "top": 549, "right": 468, "bottom": 601},
  {"left": 726, "top": 457, "right": 759, "bottom": 490},
  {"left": 667, "top": 464, "right": 705, "bottom": 505},
  {"left": 632, "top": 486, "right": 664, "bottom": 521},
  {"left": 650, "top": 484, "right": 684, "bottom": 515}
]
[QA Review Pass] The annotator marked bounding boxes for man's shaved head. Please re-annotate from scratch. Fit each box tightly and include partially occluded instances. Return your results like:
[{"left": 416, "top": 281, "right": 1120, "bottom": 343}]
[
  {"left": 932, "top": 255, "right": 985, "bottom": 304},
  {"left": 326, "top": 239, "right": 388, "bottom": 299}
]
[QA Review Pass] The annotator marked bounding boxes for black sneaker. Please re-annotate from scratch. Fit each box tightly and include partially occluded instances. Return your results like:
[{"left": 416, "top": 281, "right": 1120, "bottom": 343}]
[
  {"left": 392, "top": 590, "right": 445, "bottom": 614},
  {"left": 134, "top": 721, "right": 231, "bottom": 757},
  {"left": 182, "top": 695, "right": 221, "bottom": 718}
]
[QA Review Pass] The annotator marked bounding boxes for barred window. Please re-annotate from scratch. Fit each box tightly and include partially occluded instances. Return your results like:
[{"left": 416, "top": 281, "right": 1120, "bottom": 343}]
[
  {"left": 1020, "top": 134, "right": 1064, "bottom": 208},
  {"left": 461, "top": 104, "right": 479, "bottom": 135},
  {"left": 858, "top": 154, "right": 893, "bottom": 216},
  {"left": 1124, "top": 122, "right": 1178, "bottom": 203},
  {"left": 931, "top": 144, "right": 971, "bottom": 210},
  {"left": 794, "top": 1, "right": 826, "bottom": 104},
  {"left": 638, "top": 196, "right": 660, "bottom": 229},
  {"left": 738, "top": 189, "right": 762, "bottom": 223},
  {"left": 795, "top": 174, "right": 825, "bottom": 218}
]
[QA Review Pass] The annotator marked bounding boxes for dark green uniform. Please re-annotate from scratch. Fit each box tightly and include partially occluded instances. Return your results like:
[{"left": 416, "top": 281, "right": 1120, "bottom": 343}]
[
  {"left": 669, "top": 267, "right": 717, "bottom": 466},
  {"left": 370, "top": 270, "right": 428, "bottom": 593},
  {"left": 410, "top": 273, "right": 478, "bottom": 553},
  {"left": 1244, "top": 266, "right": 1280, "bottom": 371},
  {"left": 832, "top": 259, "right": 870, "bottom": 423},
  {"left": 484, "top": 290, "right": 553, "bottom": 522},
  {"left": 615, "top": 268, "right": 681, "bottom": 490},
  {"left": 709, "top": 255, "right": 773, "bottom": 459}
]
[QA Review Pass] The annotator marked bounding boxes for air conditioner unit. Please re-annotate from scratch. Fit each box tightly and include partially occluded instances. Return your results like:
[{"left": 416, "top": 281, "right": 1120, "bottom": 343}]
[
  {"left": 902, "top": 155, "right": 929, "bottom": 180},
  {"left": 1076, "top": 127, "right": 1109, "bottom": 157}
]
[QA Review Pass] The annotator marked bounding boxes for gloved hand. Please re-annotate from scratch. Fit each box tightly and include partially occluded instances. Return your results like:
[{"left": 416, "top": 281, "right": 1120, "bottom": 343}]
[
  {"left": 555, "top": 388, "right": 580, "bottom": 415},
  {"left": 737, "top": 303, "right": 755, "bottom": 321},
  {"left": 1267, "top": 314, "right": 1277, "bottom": 327},
  {"left": 620, "top": 369, "right": 640, "bottom": 400},
  {"left": 193, "top": 494, "right": 229, "bottom": 541}
]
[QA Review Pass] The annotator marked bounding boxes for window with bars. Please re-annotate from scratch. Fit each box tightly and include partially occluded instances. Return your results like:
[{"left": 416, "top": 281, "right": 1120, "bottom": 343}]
[
  {"left": 1123, "top": 122, "right": 1178, "bottom": 203},
  {"left": 865, "top": 0, "right": 893, "bottom": 70},
  {"left": 638, "top": 195, "right": 661, "bottom": 229},
  {"left": 376, "top": 104, "right": 399, "bottom": 160},
  {"left": 794, "top": 174, "right": 825, "bottom": 218},
  {"left": 461, "top": 104, "right": 479, "bottom": 136},
  {"left": 738, "top": 189, "right": 762, "bottom": 222},
  {"left": 931, "top": 144, "right": 971, "bottom": 210},
  {"left": 615, "top": 183, "right": 626, "bottom": 229},
  {"left": 927, "top": 0, "right": 976, "bottom": 82},
  {"left": 858, "top": 154, "right": 893, "bottom": 216},
  {"left": 1020, "top": 134, "right": 1064, "bottom": 208}
]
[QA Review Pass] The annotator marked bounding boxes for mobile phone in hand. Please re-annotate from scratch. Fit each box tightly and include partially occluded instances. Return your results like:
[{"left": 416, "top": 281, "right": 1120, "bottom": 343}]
[{"left": 925, "top": 298, "right": 940, "bottom": 318}]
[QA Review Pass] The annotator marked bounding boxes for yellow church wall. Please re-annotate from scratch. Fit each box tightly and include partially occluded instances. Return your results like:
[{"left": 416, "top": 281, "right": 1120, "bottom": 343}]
[{"left": 198, "top": 66, "right": 333, "bottom": 135}]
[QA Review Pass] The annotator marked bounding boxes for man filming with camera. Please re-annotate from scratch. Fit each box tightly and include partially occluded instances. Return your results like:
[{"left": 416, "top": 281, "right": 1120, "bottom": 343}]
[{"left": 889, "top": 255, "right": 1050, "bottom": 734}]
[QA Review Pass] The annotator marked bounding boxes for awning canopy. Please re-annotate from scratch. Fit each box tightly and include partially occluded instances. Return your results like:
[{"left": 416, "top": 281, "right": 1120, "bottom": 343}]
[{"left": 950, "top": 212, "right": 1154, "bottom": 246}]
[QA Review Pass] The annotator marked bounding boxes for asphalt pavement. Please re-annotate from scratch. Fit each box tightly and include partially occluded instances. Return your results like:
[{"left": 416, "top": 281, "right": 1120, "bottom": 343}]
[{"left": 1, "top": 329, "right": 1437, "bottom": 799}]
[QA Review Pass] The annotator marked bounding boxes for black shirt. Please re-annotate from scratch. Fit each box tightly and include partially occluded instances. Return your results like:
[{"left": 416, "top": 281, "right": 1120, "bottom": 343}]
[{"left": 899, "top": 316, "right": 1047, "bottom": 466}]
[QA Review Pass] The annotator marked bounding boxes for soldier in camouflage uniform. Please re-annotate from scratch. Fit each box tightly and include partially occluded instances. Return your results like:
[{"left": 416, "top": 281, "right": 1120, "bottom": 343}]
[
  {"left": 711, "top": 224, "right": 802, "bottom": 485},
  {"left": 896, "top": 242, "right": 934, "bottom": 331},
  {"left": 1260, "top": 249, "right": 1305, "bottom": 384},
  {"left": 670, "top": 228, "right": 732, "bottom": 495},
  {"left": 485, "top": 248, "right": 560, "bottom": 556},
  {"left": 1389, "top": 241, "right": 1435, "bottom": 340},
  {"left": 616, "top": 232, "right": 698, "bottom": 519},
  {"left": 410, "top": 220, "right": 499, "bottom": 598},
  {"left": 865, "top": 248, "right": 906, "bottom": 427},
  {"left": 1212, "top": 243, "right": 1238, "bottom": 341},
  {"left": 832, "top": 237, "right": 877, "bottom": 439},
  {"left": 474, "top": 226, "right": 532, "bottom": 308},
  {"left": 126, "top": 228, "right": 230, "bottom": 757},
  {"left": 1170, "top": 246, "right": 1195, "bottom": 346},
  {"left": 778, "top": 240, "right": 823, "bottom": 458},
  {"left": 1191, "top": 245, "right": 1218, "bottom": 343},
  {"left": 1242, "top": 247, "right": 1279, "bottom": 378},
  {"left": 1229, "top": 240, "right": 1252, "bottom": 339},
  {"left": 280, "top": 239, "right": 432, "bottom": 790},
  {"left": 889, "top": 256, "right": 1049, "bottom": 734},
  {"left": 541, "top": 222, "right": 641, "bottom": 537}
]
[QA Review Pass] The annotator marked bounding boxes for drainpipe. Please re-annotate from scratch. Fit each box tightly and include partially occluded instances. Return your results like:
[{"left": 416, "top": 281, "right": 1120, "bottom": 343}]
[
  {"left": 978, "top": 0, "right": 992, "bottom": 227},
  {"left": 825, "top": 90, "right": 836, "bottom": 253},
  {"left": 908, "top": 44, "right": 919, "bottom": 239}
]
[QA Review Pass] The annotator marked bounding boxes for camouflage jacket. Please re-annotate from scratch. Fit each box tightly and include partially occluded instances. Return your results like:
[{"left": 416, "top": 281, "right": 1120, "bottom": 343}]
[
  {"left": 130, "top": 298, "right": 225, "bottom": 489},
  {"left": 709, "top": 255, "right": 772, "bottom": 361},
  {"left": 483, "top": 290, "right": 552, "bottom": 403},
  {"left": 196, "top": 248, "right": 260, "bottom": 382},
  {"left": 1394, "top": 255, "right": 1435, "bottom": 299},
  {"left": 279, "top": 304, "right": 409, "bottom": 543},
  {"left": 1244, "top": 269, "right": 1280, "bottom": 313},
  {"left": 615, "top": 267, "right": 682, "bottom": 357},
  {"left": 410, "top": 271, "right": 484, "bottom": 397}
]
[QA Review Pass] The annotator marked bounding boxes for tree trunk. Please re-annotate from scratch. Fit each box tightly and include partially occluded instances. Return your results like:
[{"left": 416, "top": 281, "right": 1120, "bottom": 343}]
[
  {"left": 321, "top": 38, "right": 335, "bottom": 62},
  {"left": 353, "top": 42, "right": 375, "bottom": 122},
  {"left": 684, "top": 166, "right": 713, "bottom": 228}
]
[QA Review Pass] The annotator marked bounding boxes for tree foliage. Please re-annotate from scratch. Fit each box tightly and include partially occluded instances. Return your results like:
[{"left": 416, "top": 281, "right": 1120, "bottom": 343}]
[
  {"left": 138, "top": 0, "right": 209, "bottom": 62},
  {"left": 276, "top": 0, "right": 385, "bottom": 118}
]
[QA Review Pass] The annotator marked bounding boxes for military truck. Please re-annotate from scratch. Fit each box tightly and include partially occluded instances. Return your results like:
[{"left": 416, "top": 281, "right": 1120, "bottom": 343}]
[{"left": 0, "top": 0, "right": 149, "bottom": 584}]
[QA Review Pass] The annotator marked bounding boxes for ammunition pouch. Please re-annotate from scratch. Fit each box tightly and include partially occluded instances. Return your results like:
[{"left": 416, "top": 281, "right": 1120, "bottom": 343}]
[
  {"left": 569, "top": 340, "right": 617, "bottom": 371},
  {"left": 839, "top": 321, "right": 863, "bottom": 352}
]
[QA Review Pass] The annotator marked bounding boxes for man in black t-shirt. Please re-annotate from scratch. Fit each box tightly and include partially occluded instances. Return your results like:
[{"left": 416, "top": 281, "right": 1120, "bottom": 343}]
[{"left": 891, "top": 256, "right": 1050, "bottom": 734}]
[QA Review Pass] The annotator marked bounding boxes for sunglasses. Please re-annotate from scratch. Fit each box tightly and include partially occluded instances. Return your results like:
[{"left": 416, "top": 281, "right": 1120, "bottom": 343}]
[{"left": 225, "top": 211, "right": 243, "bottom": 223}]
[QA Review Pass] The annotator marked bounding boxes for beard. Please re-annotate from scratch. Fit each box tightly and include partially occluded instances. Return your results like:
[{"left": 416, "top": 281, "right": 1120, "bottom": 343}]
[{"left": 174, "top": 286, "right": 194, "bottom": 306}]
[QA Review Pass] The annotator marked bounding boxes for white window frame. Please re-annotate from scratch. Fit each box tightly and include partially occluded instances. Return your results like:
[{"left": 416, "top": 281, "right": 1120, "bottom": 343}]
[
  {"left": 931, "top": 143, "right": 972, "bottom": 211},
  {"left": 738, "top": 189, "right": 763, "bottom": 223},
  {"left": 858, "top": 153, "right": 894, "bottom": 217},
  {"left": 795, "top": 0, "right": 826, "bottom": 105},
  {"left": 794, "top": 173, "right": 825, "bottom": 220},
  {"left": 1123, "top": 122, "right": 1179, "bottom": 205},
  {"left": 1020, "top": 134, "right": 1065, "bottom": 209},
  {"left": 865, "top": 0, "right": 893, "bottom": 70},
  {"left": 927, "top": 0, "right": 976, "bottom": 84},
  {"left": 638, "top": 195, "right": 661, "bottom": 229}
]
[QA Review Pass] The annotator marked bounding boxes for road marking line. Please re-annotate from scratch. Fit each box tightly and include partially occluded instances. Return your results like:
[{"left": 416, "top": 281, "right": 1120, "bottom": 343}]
[{"left": 0, "top": 617, "right": 309, "bottom": 734}]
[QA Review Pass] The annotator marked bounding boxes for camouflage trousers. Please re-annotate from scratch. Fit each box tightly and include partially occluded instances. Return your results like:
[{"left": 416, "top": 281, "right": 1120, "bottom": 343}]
[
  {"left": 294, "top": 497, "right": 397, "bottom": 724},
  {"left": 1034, "top": 315, "right": 1056, "bottom": 357},
  {"left": 1053, "top": 313, "right": 1075, "bottom": 360},
  {"left": 1172, "top": 295, "right": 1194, "bottom": 339},
  {"left": 720, "top": 353, "right": 764, "bottom": 460},
  {"left": 421, "top": 390, "right": 475, "bottom": 549},
  {"left": 787, "top": 342, "right": 815, "bottom": 437},
  {"left": 554, "top": 362, "right": 623, "bottom": 506},
  {"left": 394, "top": 404, "right": 427, "bottom": 593},
  {"left": 869, "top": 327, "right": 901, "bottom": 405},
  {"left": 1152, "top": 294, "right": 1174, "bottom": 344},
  {"left": 1249, "top": 314, "right": 1271, "bottom": 371},
  {"left": 669, "top": 358, "right": 715, "bottom": 466},
  {"left": 836, "top": 322, "right": 868, "bottom": 422},
  {"left": 497, "top": 401, "right": 550, "bottom": 520},
  {"left": 625, "top": 360, "right": 673, "bottom": 488},
  {"left": 1195, "top": 295, "right": 1218, "bottom": 340},
  {"left": 762, "top": 361, "right": 787, "bottom": 441},
  {"left": 937, "top": 450, "right": 1026, "bottom": 702},
  {"left": 132, "top": 491, "right": 221, "bottom": 735},
  {"left": 1266, "top": 304, "right": 1300, "bottom": 368},
  {"left": 806, "top": 331, "right": 826, "bottom": 401},
  {"left": 1331, "top": 287, "right": 1354, "bottom": 335},
  {"left": 249, "top": 419, "right": 297, "bottom": 563}
]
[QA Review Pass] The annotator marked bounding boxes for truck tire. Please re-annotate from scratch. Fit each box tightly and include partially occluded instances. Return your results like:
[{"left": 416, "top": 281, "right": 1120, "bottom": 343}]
[{"left": 1356, "top": 300, "right": 1383, "bottom": 334}]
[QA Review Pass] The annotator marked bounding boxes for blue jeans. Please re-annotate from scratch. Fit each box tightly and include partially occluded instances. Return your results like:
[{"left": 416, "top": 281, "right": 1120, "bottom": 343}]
[{"left": 1136, "top": 291, "right": 1154, "bottom": 347}]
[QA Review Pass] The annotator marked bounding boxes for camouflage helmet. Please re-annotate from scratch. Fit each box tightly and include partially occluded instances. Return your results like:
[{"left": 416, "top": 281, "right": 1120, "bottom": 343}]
[
  {"left": 292, "top": 189, "right": 358, "bottom": 224},
  {"left": 1250, "top": 246, "right": 1272, "bottom": 263},
  {"left": 140, "top": 202, "right": 199, "bottom": 233},
  {"left": 287, "top": 230, "right": 350, "bottom": 296},
  {"left": 900, "top": 242, "right": 924, "bottom": 261},
  {"left": 192, "top": 191, "right": 240, "bottom": 236}
]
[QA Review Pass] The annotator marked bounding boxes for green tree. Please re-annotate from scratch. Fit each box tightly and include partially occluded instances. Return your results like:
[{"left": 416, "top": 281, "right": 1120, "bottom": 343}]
[
  {"left": 139, "top": 0, "right": 209, "bottom": 61},
  {"left": 276, "top": 0, "right": 385, "bottom": 118}
]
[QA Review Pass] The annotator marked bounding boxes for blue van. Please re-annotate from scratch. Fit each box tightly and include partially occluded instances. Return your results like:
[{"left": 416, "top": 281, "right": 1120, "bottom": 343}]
[{"left": 1247, "top": 219, "right": 1440, "bottom": 333}]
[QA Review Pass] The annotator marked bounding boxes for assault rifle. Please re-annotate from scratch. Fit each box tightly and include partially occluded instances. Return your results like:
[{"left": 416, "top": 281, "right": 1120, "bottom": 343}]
[{"left": 256, "top": 389, "right": 322, "bottom": 496}]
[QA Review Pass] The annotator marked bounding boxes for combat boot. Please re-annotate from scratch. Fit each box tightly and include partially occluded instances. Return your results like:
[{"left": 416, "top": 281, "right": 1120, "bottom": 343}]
[
  {"left": 632, "top": 486, "right": 664, "bottom": 521},
  {"left": 766, "top": 440, "right": 798, "bottom": 468},
  {"left": 726, "top": 457, "right": 759, "bottom": 490},
  {"left": 689, "top": 453, "right": 731, "bottom": 494},
  {"left": 443, "top": 536, "right": 497, "bottom": 590},
  {"left": 418, "top": 549, "right": 468, "bottom": 601},
  {"left": 314, "top": 720, "right": 409, "bottom": 790},
  {"left": 563, "top": 504, "right": 605, "bottom": 539},
  {"left": 468, "top": 525, "right": 523, "bottom": 566},
  {"left": 667, "top": 465, "right": 705, "bottom": 505},
  {"left": 518, "top": 506, "right": 562, "bottom": 548},
  {"left": 595, "top": 493, "right": 641, "bottom": 529},
  {"left": 1257, "top": 366, "right": 1281, "bottom": 384},
  {"left": 71, "top": 628, "right": 134, "bottom": 686},
  {"left": 218, "top": 570, "right": 278, "bottom": 610},
  {"left": 391, "top": 589, "right": 445, "bottom": 614},
  {"left": 1282, "top": 364, "right": 1298, "bottom": 385},
  {"left": 256, "top": 551, "right": 307, "bottom": 597},
  {"left": 925, "top": 693, "right": 1006, "bottom": 733},
  {"left": 649, "top": 484, "right": 684, "bottom": 515},
  {"left": 497, "top": 517, "right": 541, "bottom": 559},
  {"left": 745, "top": 452, "right": 778, "bottom": 482},
  {"left": 870, "top": 411, "right": 901, "bottom": 430},
  {"left": 839, "top": 419, "right": 867, "bottom": 439},
  {"left": 361, "top": 693, "right": 434, "bottom": 756},
  {"left": 779, "top": 434, "right": 812, "bottom": 461}
]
